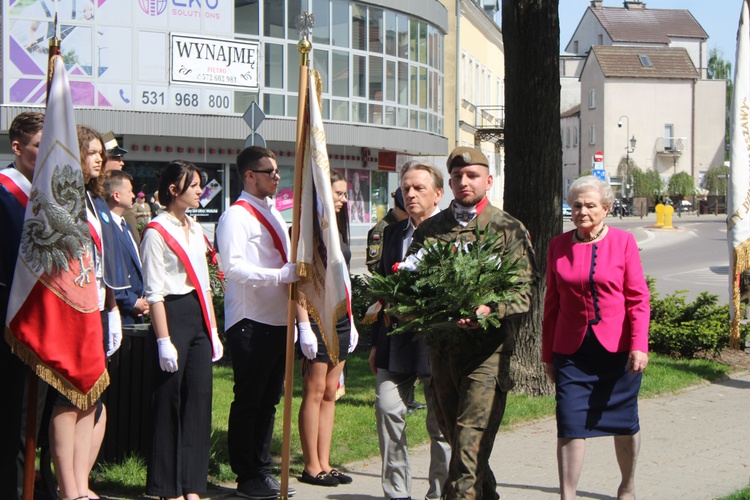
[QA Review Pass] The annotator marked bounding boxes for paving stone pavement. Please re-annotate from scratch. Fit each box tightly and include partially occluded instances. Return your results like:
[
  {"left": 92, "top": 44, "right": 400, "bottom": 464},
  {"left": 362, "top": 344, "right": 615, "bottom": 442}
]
[{"left": 193, "top": 371, "right": 750, "bottom": 500}]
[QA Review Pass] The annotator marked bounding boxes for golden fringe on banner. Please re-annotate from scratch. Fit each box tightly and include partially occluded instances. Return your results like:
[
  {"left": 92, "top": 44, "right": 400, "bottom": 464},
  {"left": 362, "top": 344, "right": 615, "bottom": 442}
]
[
  {"left": 731, "top": 240, "right": 750, "bottom": 349},
  {"left": 297, "top": 291, "right": 348, "bottom": 366},
  {"left": 361, "top": 300, "right": 382, "bottom": 325},
  {"left": 4, "top": 327, "right": 109, "bottom": 410}
]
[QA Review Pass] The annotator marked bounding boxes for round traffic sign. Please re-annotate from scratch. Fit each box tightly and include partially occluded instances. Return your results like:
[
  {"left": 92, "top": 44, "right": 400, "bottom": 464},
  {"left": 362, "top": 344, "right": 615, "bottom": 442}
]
[{"left": 594, "top": 151, "right": 604, "bottom": 162}]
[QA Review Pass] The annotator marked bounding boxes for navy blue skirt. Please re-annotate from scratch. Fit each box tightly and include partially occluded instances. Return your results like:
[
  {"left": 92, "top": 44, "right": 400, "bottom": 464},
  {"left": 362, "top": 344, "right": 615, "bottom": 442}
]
[{"left": 553, "top": 328, "right": 641, "bottom": 439}]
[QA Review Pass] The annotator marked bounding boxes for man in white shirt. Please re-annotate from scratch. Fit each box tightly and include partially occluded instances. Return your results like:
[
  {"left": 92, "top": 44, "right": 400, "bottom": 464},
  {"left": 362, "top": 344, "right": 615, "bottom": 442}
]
[
  {"left": 369, "top": 161, "right": 450, "bottom": 500},
  {"left": 216, "top": 146, "right": 299, "bottom": 500},
  {"left": 104, "top": 170, "right": 149, "bottom": 324}
]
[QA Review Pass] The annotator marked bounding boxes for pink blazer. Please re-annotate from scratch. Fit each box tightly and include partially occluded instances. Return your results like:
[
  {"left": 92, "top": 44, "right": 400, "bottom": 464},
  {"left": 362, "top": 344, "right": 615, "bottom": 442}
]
[{"left": 542, "top": 227, "right": 650, "bottom": 363}]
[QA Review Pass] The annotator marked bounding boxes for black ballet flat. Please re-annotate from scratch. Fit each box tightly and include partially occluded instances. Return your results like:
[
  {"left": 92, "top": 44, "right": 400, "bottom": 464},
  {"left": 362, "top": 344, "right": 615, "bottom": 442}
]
[
  {"left": 299, "top": 470, "right": 339, "bottom": 487},
  {"left": 328, "top": 468, "right": 353, "bottom": 484}
]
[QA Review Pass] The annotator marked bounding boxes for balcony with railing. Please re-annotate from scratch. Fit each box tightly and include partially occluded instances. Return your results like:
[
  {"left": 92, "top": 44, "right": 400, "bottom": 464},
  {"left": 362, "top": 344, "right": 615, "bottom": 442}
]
[
  {"left": 656, "top": 136, "right": 686, "bottom": 155},
  {"left": 474, "top": 105, "right": 505, "bottom": 145}
]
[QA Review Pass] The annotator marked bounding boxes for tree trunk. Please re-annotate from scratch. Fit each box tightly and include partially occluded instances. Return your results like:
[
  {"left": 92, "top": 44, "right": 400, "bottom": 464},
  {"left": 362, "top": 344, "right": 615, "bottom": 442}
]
[{"left": 502, "top": 0, "right": 561, "bottom": 396}]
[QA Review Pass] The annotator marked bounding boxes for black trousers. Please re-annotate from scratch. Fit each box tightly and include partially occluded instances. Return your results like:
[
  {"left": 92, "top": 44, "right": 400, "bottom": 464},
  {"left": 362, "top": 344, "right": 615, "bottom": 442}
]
[
  {"left": 0, "top": 334, "right": 28, "bottom": 500},
  {"left": 226, "top": 318, "right": 287, "bottom": 484},
  {"left": 146, "top": 292, "right": 212, "bottom": 497}
]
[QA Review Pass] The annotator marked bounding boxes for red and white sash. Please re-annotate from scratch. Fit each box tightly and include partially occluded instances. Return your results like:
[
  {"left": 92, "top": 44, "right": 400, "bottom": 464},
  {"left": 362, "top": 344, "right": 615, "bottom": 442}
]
[
  {"left": 233, "top": 199, "right": 289, "bottom": 263},
  {"left": 0, "top": 167, "right": 30, "bottom": 208},
  {"left": 144, "top": 220, "right": 214, "bottom": 349}
]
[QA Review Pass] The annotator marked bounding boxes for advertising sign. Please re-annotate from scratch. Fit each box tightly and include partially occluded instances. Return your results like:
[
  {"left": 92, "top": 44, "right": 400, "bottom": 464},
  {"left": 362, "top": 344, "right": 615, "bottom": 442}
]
[
  {"left": 171, "top": 34, "right": 259, "bottom": 90},
  {"left": 3, "top": 0, "right": 239, "bottom": 115}
]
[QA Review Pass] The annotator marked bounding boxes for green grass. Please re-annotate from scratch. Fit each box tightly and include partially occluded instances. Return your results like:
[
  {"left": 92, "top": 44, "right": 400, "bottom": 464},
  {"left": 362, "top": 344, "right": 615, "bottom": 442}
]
[
  {"left": 91, "top": 351, "right": 734, "bottom": 494},
  {"left": 639, "top": 353, "right": 730, "bottom": 397},
  {"left": 717, "top": 486, "right": 750, "bottom": 500}
]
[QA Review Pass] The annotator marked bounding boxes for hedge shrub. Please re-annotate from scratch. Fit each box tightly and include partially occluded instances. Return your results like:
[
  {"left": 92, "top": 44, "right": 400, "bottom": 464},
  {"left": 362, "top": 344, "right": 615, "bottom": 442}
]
[{"left": 648, "top": 278, "right": 748, "bottom": 357}]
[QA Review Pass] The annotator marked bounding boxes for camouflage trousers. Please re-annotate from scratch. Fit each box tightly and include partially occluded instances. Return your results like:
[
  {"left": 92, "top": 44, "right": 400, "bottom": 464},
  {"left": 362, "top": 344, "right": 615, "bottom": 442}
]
[{"left": 428, "top": 348, "right": 513, "bottom": 500}]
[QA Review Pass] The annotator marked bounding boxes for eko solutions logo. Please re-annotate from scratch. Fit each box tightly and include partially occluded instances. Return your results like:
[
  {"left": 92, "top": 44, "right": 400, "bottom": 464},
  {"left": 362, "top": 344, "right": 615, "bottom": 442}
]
[{"left": 139, "top": 0, "right": 168, "bottom": 16}]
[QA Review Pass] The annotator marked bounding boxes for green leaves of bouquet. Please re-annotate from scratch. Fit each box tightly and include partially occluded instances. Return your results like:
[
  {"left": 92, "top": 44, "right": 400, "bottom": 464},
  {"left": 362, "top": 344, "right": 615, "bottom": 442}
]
[{"left": 366, "top": 228, "right": 531, "bottom": 343}]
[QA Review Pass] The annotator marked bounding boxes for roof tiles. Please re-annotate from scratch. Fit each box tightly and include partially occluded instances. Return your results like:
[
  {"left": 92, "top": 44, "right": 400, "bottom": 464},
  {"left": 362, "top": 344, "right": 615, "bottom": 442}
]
[
  {"left": 591, "top": 45, "right": 698, "bottom": 79},
  {"left": 592, "top": 6, "right": 708, "bottom": 44}
]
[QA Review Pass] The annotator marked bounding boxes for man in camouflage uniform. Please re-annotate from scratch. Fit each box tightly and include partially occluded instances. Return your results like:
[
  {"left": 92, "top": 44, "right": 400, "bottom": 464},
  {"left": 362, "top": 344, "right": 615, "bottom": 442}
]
[
  {"left": 409, "top": 147, "right": 537, "bottom": 500},
  {"left": 366, "top": 187, "right": 408, "bottom": 273}
]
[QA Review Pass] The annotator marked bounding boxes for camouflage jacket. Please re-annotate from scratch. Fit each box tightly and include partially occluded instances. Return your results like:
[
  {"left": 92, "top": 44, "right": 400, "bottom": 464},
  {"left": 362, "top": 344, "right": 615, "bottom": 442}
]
[
  {"left": 366, "top": 209, "right": 400, "bottom": 274},
  {"left": 409, "top": 201, "right": 538, "bottom": 353}
]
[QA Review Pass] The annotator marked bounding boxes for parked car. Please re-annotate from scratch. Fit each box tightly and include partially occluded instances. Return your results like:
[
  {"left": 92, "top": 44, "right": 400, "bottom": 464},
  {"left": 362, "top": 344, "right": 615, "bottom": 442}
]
[{"left": 562, "top": 202, "right": 572, "bottom": 219}]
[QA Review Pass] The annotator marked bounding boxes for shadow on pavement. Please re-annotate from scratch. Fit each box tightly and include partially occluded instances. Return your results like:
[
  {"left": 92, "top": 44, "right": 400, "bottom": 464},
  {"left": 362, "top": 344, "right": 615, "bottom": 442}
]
[
  {"left": 498, "top": 483, "right": 611, "bottom": 499},
  {"left": 715, "top": 377, "right": 750, "bottom": 389}
]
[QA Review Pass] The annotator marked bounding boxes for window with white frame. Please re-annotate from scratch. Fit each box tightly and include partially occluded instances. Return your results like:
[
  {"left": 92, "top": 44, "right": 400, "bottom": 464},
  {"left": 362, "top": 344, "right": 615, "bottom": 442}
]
[
  {"left": 234, "top": 1, "right": 443, "bottom": 133},
  {"left": 480, "top": 67, "right": 486, "bottom": 104},
  {"left": 496, "top": 77, "right": 503, "bottom": 109},
  {"left": 664, "top": 124, "right": 674, "bottom": 150},
  {"left": 486, "top": 70, "right": 491, "bottom": 105},
  {"left": 461, "top": 52, "right": 467, "bottom": 101},
  {"left": 566, "top": 128, "right": 570, "bottom": 147},
  {"left": 474, "top": 61, "right": 480, "bottom": 105},
  {"left": 468, "top": 56, "right": 475, "bottom": 104},
  {"left": 588, "top": 89, "right": 596, "bottom": 109},
  {"left": 573, "top": 127, "right": 578, "bottom": 147},
  {"left": 589, "top": 124, "right": 596, "bottom": 145}
]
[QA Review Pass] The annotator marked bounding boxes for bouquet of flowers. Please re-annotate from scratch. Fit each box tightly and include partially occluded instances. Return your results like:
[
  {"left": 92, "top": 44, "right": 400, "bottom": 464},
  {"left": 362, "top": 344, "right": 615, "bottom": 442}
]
[
  {"left": 206, "top": 243, "right": 225, "bottom": 295},
  {"left": 365, "top": 228, "right": 531, "bottom": 345}
]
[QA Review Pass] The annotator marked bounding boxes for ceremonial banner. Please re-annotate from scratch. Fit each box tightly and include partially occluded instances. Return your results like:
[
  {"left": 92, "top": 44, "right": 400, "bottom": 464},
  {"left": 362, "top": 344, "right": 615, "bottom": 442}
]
[
  {"left": 728, "top": 0, "right": 750, "bottom": 349},
  {"left": 296, "top": 69, "right": 352, "bottom": 365},
  {"left": 5, "top": 56, "right": 107, "bottom": 410}
]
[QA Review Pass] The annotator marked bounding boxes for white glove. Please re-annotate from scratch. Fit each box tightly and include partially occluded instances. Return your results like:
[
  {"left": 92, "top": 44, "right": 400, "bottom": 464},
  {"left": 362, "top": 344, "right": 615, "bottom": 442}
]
[
  {"left": 106, "top": 310, "right": 122, "bottom": 357},
  {"left": 279, "top": 263, "right": 300, "bottom": 284},
  {"left": 157, "top": 336, "right": 179, "bottom": 372},
  {"left": 348, "top": 316, "right": 359, "bottom": 353},
  {"left": 211, "top": 328, "right": 224, "bottom": 362},
  {"left": 298, "top": 321, "right": 317, "bottom": 360}
]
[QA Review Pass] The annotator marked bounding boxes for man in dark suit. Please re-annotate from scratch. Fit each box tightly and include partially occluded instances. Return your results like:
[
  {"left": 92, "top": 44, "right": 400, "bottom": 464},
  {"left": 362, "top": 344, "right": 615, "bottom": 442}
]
[
  {"left": 104, "top": 170, "right": 148, "bottom": 324},
  {"left": 369, "top": 161, "right": 450, "bottom": 500}
]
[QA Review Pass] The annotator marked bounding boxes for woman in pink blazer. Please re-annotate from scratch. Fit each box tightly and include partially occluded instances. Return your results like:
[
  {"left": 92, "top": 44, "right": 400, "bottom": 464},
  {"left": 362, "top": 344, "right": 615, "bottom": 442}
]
[{"left": 543, "top": 176, "right": 649, "bottom": 500}]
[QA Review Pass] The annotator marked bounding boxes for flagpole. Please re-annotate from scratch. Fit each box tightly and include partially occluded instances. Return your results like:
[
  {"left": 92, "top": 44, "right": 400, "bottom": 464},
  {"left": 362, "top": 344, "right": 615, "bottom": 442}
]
[
  {"left": 728, "top": 0, "right": 750, "bottom": 349},
  {"left": 280, "top": 12, "right": 313, "bottom": 500},
  {"left": 22, "top": 19, "right": 62, "bottom": 500}
]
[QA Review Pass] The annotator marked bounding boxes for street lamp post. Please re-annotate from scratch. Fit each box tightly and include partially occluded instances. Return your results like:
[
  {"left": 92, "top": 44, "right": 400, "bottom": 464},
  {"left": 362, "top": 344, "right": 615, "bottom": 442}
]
[{"left": 618, "top": 116, "right": 637, "bottom": 215}]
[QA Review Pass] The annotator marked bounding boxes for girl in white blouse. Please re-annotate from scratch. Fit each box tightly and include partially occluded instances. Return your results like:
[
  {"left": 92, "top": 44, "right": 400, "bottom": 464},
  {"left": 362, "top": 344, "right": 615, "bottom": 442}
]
[{"left": 140, "top": 160, "right": 222, "bottom": 500}]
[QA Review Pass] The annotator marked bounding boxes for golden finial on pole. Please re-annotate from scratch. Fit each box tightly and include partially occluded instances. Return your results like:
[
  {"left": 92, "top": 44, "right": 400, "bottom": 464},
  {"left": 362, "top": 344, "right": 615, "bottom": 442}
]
[
  {"left": 295, "top": 12, "right": 314, "bottom": 65},
  {"left": 46, "top": 13, "right": 62, "bottom": 103}
]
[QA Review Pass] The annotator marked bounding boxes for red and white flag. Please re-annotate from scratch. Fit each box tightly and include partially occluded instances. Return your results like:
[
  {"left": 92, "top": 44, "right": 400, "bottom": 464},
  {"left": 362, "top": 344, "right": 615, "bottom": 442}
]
[
  {"left": 296, "top": 68, "right": 352, "bottom": 365},
  {"left": 5, "top": 56, "right": 107, "bottom": 410}
]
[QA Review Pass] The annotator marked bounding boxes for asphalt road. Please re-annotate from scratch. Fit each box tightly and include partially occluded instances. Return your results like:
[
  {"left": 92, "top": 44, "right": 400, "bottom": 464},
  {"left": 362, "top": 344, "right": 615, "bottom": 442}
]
[
  {"left": 577, "top": 213, "right": 730, "bottom": 304},
  {"left": 351, "top": 212, "right": 732, "bottom": 304}
]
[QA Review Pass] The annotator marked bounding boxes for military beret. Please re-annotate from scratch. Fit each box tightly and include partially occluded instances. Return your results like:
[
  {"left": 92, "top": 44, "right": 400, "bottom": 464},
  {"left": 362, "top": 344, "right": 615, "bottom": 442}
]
[
  {"left": 446, "top": 146, "right": 489, "bottom": 171},
  {"left": 394, "top": 187, "right": 405, "bottom": 211}
]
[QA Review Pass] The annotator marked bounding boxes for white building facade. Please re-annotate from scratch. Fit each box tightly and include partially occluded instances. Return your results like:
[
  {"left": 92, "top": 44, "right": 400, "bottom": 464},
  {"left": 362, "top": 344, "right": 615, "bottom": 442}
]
[
  {"left": 1, "top": 0, "right": 450, "bottom": 239},
  {"left": 560, "top": 0, "right": 726, "bottom": 197}
]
